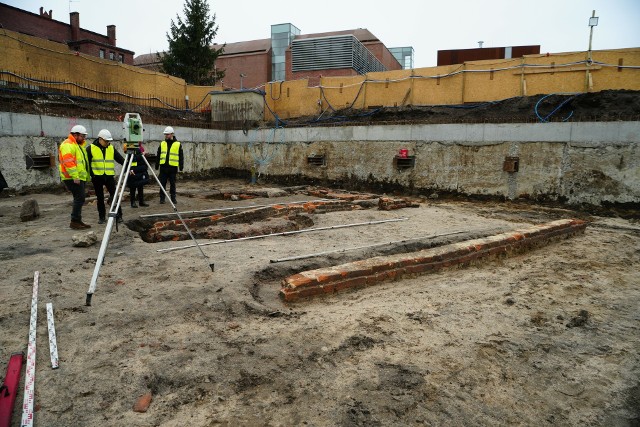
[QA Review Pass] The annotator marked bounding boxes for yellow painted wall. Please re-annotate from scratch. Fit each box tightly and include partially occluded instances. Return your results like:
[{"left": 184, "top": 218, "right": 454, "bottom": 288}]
[
  {"left": 411, "top": 65, "right": 465, "bottom": 105},
  {"left": 361, "top": 69, "right": 413, "bottom": 108},
  {"left": 462, "top": 58, "right": 522, "bottom": 102},
  {"left": 1, "top": 29, "right": 638, "bottom": 121},
  {"left": 187, "top": 85, "right": 223, "bottom": 110},
  {"left": 319, "top": 76, "right": 367, "bottom": 110},
  {"left": 0, "top": 29, "right": 215, "bottom": 110},
  {"left": 264, "top": 79, "right": 320, "bottom": 120},
  {"left": 521, "top": 52, "right": 592, "bottom": 95}
]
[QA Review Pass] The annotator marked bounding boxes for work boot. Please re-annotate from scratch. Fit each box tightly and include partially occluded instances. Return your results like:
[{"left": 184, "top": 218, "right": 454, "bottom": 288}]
[
  {"left": 171, "top": 197, "right": 177, "bottom": 205},
  {"left": 131, "top": 201, "right": 138, "bottom": 208},
  {"left": 98, "top": 217, "right": 106, "bottom": 224},
  {"left": 139, "top": 200, "right": 149, "bottom": 207},
  {"left": 70, "top": 220, "right": 91, "bottom": 229},
  {"left": 159, "top": 199, "right": 165, "bottom": 204}
]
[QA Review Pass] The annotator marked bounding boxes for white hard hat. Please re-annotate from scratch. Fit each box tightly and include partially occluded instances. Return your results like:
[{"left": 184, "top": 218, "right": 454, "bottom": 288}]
[
  {"left": 70, "top": 125, "right": 88, "bottom": 135},
  {"left": 163, "top": 126, "right": 175, "bottom": 134},
  {"left": 98, "top": 129, "right": 113, "bottom": 141}
]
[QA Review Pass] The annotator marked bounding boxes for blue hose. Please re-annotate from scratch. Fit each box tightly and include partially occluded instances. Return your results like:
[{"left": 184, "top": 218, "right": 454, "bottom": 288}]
[{"left": 534, "top": 93, "right": 579, "bottom": 123}]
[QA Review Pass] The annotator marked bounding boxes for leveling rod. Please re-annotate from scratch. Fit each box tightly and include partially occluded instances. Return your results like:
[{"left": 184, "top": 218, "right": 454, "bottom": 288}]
[
  {"left": 21, "top": 271, "right": 39, "bottom": 427},
  {"left": 45, "top": 303, "right": 59, "bottom": 369},
  {"left": 157, "top": 217, "right": 409, "bottom": 253}
]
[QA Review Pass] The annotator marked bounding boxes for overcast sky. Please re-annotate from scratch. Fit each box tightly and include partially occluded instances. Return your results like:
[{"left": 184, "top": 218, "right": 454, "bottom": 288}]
[{"left": 5, "top": 0, "right": 640, "bottom": 68}]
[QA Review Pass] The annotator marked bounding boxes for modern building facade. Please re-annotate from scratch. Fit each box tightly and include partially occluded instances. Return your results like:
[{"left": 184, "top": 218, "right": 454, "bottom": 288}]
[
  {"left": 389, "top": 47, "right": 415, "bottom": 70},
  {"left": 135, "top": 24, "right": 409, "bottom": 89},
  {"left": 0, "top": 2, "right": 134, "bottom": 65},
  {"left": 437, "top": 45, "right": 540, "bottom": 66}
]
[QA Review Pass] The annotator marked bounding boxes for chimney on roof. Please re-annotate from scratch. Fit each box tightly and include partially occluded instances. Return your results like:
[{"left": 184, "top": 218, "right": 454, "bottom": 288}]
[
  {"left": 70, "top": 12, "right": 79, "bottom": 41},
  {"left": 39, "top": 7, "right": 52, "bottom": 19},
  {"left": 107, "top": 25, "right": 116, "bottom": 46}
]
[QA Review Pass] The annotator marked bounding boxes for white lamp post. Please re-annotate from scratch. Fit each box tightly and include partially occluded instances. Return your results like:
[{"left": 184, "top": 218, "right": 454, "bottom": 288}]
[
  {"left": 585, "top": 10, "right": 599, "bottom": 92},
  {"left": 588, "top": 10, "right": 599, "bottom": 63}
]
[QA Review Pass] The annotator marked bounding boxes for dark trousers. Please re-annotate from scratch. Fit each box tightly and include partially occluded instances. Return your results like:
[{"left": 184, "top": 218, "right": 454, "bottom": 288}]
[
  {"left": 63, "top": 180, "right": 86, "bottom": 221},
  {"left": 130, "top": 184, "right": 145, "bottom": 204},
  {"left": 92, "top": 176, "right": 122, "bottom": 220},
  {"left": 159, "top": 168, "right": 177, "bottom": 201}
]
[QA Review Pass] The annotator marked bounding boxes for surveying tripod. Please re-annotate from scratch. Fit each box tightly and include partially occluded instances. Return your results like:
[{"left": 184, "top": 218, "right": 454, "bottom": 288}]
[{"left": 86, "top": 114, "right": 214, "bottom": 306}]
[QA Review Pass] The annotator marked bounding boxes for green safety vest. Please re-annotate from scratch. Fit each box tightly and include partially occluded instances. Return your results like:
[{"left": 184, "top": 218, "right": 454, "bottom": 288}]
[
  {"left": 90, "top": 144, "right": 115, "bottom": 176},
  {"left": 159, "top": 140, "right": 181, "bottom": 167}
]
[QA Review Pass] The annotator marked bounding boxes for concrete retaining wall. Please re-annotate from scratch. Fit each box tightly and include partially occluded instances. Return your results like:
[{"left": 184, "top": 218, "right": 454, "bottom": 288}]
[{"left": 0, "top": 112, "right": 638, "bottom": 206}]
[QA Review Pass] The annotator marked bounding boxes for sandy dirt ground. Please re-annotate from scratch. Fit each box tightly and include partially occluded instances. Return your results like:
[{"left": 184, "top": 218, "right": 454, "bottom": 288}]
[{"left": 0, "top": 178, "right": 638, "bottom": 426}]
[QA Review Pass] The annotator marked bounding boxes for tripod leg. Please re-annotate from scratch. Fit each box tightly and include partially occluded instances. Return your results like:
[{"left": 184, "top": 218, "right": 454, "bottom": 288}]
[
  {"left": 86, "top": 152, "right": 135, "bottom": 306},
  {"left": 140, "top": 155, "right": 214, "bottom": 272}
]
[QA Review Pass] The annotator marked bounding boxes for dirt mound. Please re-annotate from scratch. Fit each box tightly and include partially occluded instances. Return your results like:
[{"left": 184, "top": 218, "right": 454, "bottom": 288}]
[
  {"left": 1, "top": 89, "right": 638, "bottom": 128},
  {"left": 291, "top": 90, "right": 640, "bottom": 126}
]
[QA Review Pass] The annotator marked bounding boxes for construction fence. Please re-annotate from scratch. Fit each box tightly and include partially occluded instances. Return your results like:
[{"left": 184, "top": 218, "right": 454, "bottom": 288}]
[
  {"left": 1, "top": 28, "right": 639, "bottom": 122},
  {"left": 0, "top": 29, "right": 218, "bottom": 112},
  {"left": 265, "top": 49, "right": 640, "bottom": 119}
]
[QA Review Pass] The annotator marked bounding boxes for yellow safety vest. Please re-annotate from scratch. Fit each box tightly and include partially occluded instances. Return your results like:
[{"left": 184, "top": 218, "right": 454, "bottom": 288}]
[
  {"left": 159, "top": 140, "right": 181, "bottom": 167},
  {"left": 90, "top": 144, "right": 115, "bottom": 176},
  {"left": 58, "top": 135, "right": 89, "bottom": 181}
]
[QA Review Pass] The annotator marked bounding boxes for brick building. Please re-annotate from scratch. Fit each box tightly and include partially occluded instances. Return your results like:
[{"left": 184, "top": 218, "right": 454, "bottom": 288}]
[
  {"left": 135, "top": 24, "right": 406, "bottom": 89},
  {"left": 0, "top": 2, "right": 134, "bottom": 65},
  {"left": 437, "top": 45, "right": 540, "bottom": 66}
]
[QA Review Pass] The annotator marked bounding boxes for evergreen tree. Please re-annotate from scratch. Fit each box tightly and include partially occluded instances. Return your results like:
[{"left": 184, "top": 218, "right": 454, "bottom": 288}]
[{"left": 159, "top": 0, "right": 225, "bottom": 85}]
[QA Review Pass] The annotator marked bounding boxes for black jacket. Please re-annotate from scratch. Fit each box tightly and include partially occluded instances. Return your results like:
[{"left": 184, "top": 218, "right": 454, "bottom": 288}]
[
  {"left": 86, "top": 139, "right": 125, "bottom": 178},
  {"left": 155, "top": 137, "right": 184, "bottom": 172},
  {"left": 128, "top": 152, "right": 149, "bottom": 188}
]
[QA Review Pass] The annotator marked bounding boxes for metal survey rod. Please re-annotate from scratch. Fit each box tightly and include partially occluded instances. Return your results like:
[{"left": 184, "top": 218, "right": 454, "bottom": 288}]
[
  {"left": 269, "top": 230, "right": 467, "bottom": 263},
  {"left": 139, "top": 199, "right": 330, "bottom": 219},
  {"left": 139, "top": 154, "right": 215, "bottom": 270},
  {"left": 157, "top": 217, "right": 409, "bottom": 253}
]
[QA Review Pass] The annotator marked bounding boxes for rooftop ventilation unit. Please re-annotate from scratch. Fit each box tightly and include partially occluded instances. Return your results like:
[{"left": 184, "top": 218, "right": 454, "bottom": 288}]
[{"left": 291, "top": 35, "right": 386, "bottom": 74}]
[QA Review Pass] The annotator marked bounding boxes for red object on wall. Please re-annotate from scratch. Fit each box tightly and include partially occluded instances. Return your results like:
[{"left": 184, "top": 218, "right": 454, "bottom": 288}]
[
  {"left": 398, "top": 148, "right": 409, "bottom": 158},
  {"left": 0, "top": 352, "right": 24, "bottom": 427}
]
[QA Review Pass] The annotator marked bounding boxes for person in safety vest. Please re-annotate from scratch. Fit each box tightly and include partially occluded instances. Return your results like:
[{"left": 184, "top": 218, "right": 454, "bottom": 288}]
[
  {"left": 59, "top": 124, "right": 91, "bottom": 229},
  {"left": 155, "top": 126, "right": 184, "bottom": 205},
  {"left": 86, "top": 129, "right": 126, "bottom": 224}
]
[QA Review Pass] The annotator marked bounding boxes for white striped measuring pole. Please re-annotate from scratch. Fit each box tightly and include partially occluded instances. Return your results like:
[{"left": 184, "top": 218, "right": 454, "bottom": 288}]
[
  {"left": 46, "top": 303, "right": 59, "bottom": 369},
  {"left": 21, "top": 271, "right": 39, "bottom": 427}
]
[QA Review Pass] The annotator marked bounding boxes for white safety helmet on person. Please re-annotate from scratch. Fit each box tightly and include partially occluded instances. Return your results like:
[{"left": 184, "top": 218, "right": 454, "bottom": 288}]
[
  {"left": 70, "top": 125, "right": 88, "bottom": 135},
  {"left": 163, "top": 126, "right": 175, "bottom": 134},
  {"left": 98, "top": 129, "right": 113, "bottom": 141}
]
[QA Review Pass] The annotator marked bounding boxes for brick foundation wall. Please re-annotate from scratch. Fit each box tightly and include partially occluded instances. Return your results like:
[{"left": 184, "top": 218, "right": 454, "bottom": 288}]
[
  {"left": 144, "top": 199, "right": 364, "bottom": 242},
  {"left": 280, "top": 219, "right": 587, "bottom": 301}
]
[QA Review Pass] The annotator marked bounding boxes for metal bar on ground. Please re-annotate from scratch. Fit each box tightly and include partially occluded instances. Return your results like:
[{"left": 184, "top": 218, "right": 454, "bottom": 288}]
[
  {"left": 157, "top": 217, "right": 409, "bottom": 253},
  {"left": 139, "top": 199, "right": 331, "bottom": 218},
  {"left": 140, "top": 155, "right": 214, "bottom": 270},
  {"left": 269, "top": 230, "right": 468, "bottom": 263},
  {"left": 45, "top": 303, "right": 59, "bottom": 369},
  {"left": 21, "top": 271, "right": 39, "bottom": 427}
]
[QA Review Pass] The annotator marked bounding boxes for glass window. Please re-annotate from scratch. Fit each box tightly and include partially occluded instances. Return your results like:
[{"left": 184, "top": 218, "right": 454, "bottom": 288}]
[
  {"left": 99, "top": 49, "right": 105, "bottom": 59},
  {"left": 109, "top": 52, "right": 114, "bottom": 60},
  {"left": 272, "top": 38, "right": 290, "bottom": 49}
]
